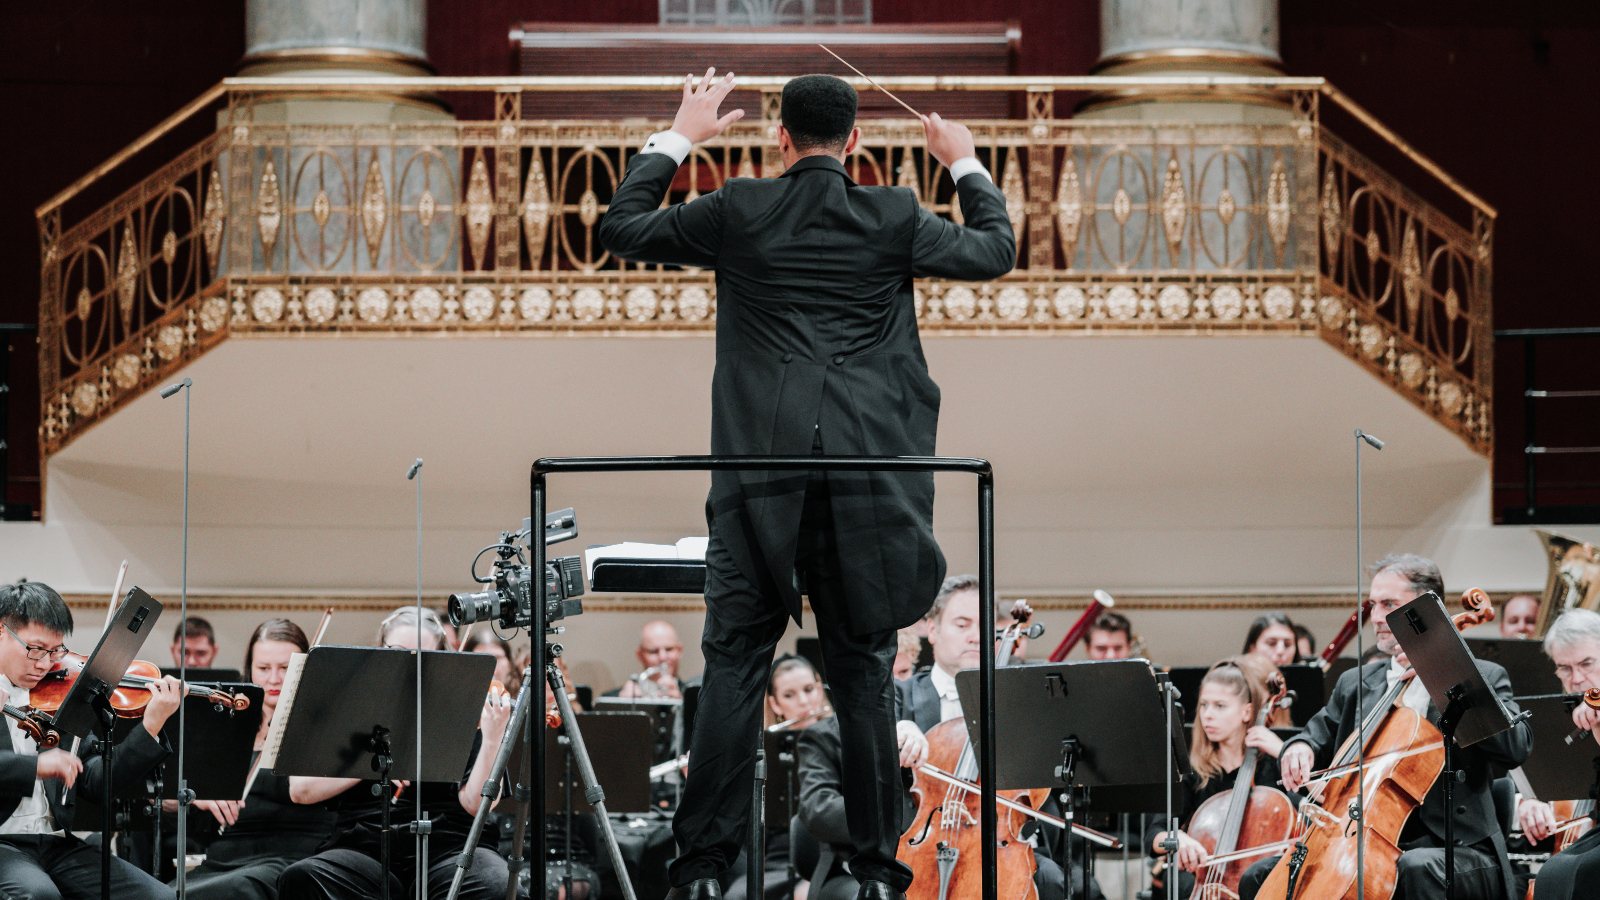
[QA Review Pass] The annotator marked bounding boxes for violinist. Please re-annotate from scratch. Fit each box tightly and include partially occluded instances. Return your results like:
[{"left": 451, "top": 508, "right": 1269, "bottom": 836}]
[
  {"left": 177, "top": 618, "right": 335, "bottom": 900},
  {"left": 1236, "top": 554, "right": 1533, "bottom": 900},
  {"left": 277, "top": 607, "right": 511, "bottom": 900},
  {"left": 0, "top": 581, "right": 182, "bottom": 900},
  {"left": 728, "top": 655, "right": 831, "bottom": 900},
  {"left": 1145, "top": 656, "right": 1288, "bottom": 896},
  {"left": 1517, "top": 609, "right": 1600, "bottom": 899},
  {"left": 889, "top": 574, "right": 1085, "bottom": 900}
]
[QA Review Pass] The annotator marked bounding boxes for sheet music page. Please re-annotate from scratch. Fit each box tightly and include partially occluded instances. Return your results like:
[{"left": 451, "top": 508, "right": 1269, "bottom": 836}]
[{"left": 254, "top": 651, "right": 307, "bottom": 775}]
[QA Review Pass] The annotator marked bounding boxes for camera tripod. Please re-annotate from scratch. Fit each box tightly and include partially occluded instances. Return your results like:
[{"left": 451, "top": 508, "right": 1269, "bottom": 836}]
[{"left": 447, "top": 653, "right": 638, "bottom": 900}]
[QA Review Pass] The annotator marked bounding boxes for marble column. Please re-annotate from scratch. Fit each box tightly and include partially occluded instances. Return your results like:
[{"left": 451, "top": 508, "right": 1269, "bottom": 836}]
[
  {"left": 236, "top": 0, "right": 449, "bottom": 124},
  {"left": 1081, "top": 0, "right": 1287, "bottom": 122}
]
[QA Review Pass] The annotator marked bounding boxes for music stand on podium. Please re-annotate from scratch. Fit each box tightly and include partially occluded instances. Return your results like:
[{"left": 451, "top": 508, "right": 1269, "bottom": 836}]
[
  {"left": 271, "top": 647, "right": 491, "bottom": 900},
  {"left": 1387, "top": 592, "right": 1523, "bottom": 900},
  {"left": 956, "top": 659, "right": 1189, "bottom": 900},
  {"left": 47, "top": 587, "right": 163, "bottom": 900}
]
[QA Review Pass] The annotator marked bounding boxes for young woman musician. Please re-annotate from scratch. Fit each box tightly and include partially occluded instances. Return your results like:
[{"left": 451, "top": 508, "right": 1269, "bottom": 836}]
[
  {"left": 1242, "top": 614, "right": 1299, "bottom": 667},
  {"left": 731, "top": 655, "right": 830, "bottom": 900},
  {"left": 1147, "top": 657, "right": 1289, "bottom": 897},
  {"left": 277, "top": 607, "right": 511, "bottom": 900},
  {"left": 178, "top": 619, "right": 336, "bottom": 900}
]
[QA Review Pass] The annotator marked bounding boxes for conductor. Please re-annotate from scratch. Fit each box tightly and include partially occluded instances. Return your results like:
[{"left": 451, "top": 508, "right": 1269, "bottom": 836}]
[{"left": 599, "top": 69, "right": 1016, "bottom": 900}]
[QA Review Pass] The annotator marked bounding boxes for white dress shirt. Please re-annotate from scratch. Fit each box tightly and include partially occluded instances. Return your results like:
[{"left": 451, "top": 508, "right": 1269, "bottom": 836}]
[
  {"left": 929, "top": 664, "right": 965, "bottom": 724},
  {"left": 0, "top": 674, "right": 62, "bottom": 835},
  {"left": 639, "top": 130, "right": 991, "bottom": 183},
  {"left": 1386, "top": 658, "right": 1432, "bottom": 718}
]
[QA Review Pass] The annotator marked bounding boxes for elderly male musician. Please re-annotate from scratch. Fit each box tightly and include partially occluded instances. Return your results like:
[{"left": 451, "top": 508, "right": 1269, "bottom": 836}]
[
  {"left": 613, "top": 620, "right": 686, "bottom": 699},
  {"left": 0, "top": 582, "right": 185, "bottom": 900},
  {"left": 1237, "top": 554, "right": 1533, "bottom": 900},
  {"left": 599, "top": 66, "right": 1015, "bottom": 900},
  {"left": 1513, "top": 608, "right": 1600, "bottom": 898}
]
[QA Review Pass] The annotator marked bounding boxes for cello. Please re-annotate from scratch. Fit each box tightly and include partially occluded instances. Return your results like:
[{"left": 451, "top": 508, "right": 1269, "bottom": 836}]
[
  {"left": 1255, "top": 588, "right": 1497, "bottom": 900},
  {"left": 1184, "top": 671, "right": 1300, "bottom": 900},
  {"left": 899, "top": 600, "right": 1053, "bottom": 900}
]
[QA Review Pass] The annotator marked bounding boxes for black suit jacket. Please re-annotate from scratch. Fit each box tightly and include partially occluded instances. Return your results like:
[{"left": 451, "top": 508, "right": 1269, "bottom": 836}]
[
  {"left": 0, "top": 720, "right": 170, "bottom": 832},
  {"left": 600, "top": 152, "right": 1016, "bottom": 635},
  {"left": 1286, "top": 658, "right": 1532, "bottom": 895},
  {"left": 895, "top": 671, "right": 942, "bottom": 735}
]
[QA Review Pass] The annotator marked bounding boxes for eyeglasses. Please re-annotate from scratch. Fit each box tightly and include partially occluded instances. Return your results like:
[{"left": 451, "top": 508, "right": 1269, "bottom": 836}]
[
  {"left": 1555, "top": 657, "right": 1600, "bottom": 682},
  {"left": 3, "top": 626, "right": 70, "bottom": 661}
]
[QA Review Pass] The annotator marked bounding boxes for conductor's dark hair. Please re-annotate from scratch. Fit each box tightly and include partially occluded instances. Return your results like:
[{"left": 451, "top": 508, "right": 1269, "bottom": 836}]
[
  {"left": 781, "top": 74, "right": 857, "bottom": 153},
  {"left": 0, "top": 582, "right": 73, "bottom": 637},
  {"left": 1369, "top": 553, "right": 1444, "bottom": 599}
]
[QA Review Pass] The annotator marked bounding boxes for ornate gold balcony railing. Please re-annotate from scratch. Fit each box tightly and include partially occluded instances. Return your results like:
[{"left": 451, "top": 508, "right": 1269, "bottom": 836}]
[{"left": 36, "top": 75, "right": 1494, "bottom": 462}]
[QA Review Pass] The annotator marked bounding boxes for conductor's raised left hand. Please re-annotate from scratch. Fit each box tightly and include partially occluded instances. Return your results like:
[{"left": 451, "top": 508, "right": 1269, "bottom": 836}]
[{"left": 671, "top": 67, "right": 745, "bottom": 144}]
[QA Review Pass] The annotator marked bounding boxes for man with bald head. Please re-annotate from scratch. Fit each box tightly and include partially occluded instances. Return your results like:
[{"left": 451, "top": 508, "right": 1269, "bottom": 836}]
[
  {"left": 1500, "top": 595, "right": 1540, "bottom": 640},
  {"left": 619, "top": 620, "right": 684, "bottom": 699}
]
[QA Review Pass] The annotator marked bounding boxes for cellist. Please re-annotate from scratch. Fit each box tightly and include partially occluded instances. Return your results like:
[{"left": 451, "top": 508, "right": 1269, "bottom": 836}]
[
  {"left": 888, "top": 574, "right": 1087, "bottom": 900},
  {"left": 1236, "top": 554, "right": 1533, "bottom": 900},
  {"left": 1146, "top": 656, "right": 1290, "bottom": 897}
]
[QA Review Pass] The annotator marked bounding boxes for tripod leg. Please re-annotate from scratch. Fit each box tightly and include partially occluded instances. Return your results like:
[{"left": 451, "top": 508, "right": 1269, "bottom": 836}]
[
  {"left": 548, "top": 663, "right": 638, "bottom": 900},
  {"left": 448, "top": 665, "right": 538, "bottom": 900}
]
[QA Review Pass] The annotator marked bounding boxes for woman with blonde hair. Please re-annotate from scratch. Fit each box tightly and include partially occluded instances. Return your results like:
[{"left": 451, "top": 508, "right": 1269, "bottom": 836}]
[{"left": 1146, "top": 656, "right": 1292, "bottom": 897}]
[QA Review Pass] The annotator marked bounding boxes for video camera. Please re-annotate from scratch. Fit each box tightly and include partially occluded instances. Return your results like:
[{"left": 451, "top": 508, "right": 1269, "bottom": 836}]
[{"left": 447, "top": 508, "right": 584, "bottom": 632}]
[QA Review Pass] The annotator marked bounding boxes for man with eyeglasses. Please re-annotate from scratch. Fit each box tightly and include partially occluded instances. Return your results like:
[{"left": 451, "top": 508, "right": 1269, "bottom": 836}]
[
  {"left": 1512, "top": 608, "right": 1600, "bottom": 899},
  {"left": 0, "top": 581, "right": 185, "bottom": 899}
]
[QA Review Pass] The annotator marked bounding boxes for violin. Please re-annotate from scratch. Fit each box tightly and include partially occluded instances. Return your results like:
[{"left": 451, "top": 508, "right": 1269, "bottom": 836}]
[
  {"left": 1, "top": 704, "right": 59, "bottom": 749},
  {"left": 899, "top": 600, "right": 1049, "bottom": 900},
  {"left": 1184, "top": 672, "right": 1300, "bottom": 900},
  {"left": 28, "top": 652, "right": 249, "bottom": 719},
  {"left": 1255, "top": 587, "right": 1496, "bottom": 900}
]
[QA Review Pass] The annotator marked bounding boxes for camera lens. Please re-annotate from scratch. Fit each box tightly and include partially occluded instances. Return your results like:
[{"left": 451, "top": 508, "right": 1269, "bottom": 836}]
[{"left": 447, "top": 590, "right": 499, "bottom": 627}]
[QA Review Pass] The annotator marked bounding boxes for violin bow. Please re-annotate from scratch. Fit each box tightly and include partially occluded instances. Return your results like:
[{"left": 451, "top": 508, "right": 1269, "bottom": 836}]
[{"left": 102, "top": 560, "right": 129, "bottom": 632}]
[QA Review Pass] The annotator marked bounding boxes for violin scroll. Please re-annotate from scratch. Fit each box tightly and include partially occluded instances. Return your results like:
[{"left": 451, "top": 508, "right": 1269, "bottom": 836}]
[
  {"left": 1453, "top": 588, "right": 1496, "bottom": 631},
  {"left": 11, "top": 712, "right": 58, "bottom": 749},
  {"left": 1584, "top": 687, "right": 1600, "bottom": 711}
]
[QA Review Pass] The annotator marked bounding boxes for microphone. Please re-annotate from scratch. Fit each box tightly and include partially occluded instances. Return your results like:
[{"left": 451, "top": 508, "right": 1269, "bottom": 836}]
[
  {"left": 1355, "top": 430, "right": 1385, "bottom": 450},
  {"left": 159, "top": 377, "right": 192, "bottom": 399},
  {"left": 406, "top": 459, "right": 423, "bottom": 480}
]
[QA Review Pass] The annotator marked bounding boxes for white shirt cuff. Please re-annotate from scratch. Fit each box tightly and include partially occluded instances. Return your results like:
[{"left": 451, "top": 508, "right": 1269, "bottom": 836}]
[
  {"left": 948, "top": 157, "right": 990, "bottom": 184},
  {"left": 640, "top": 130, "right": 693, "bottom": 166}
]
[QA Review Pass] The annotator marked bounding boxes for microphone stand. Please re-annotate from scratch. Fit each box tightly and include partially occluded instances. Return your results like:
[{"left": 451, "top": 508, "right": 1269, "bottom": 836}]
[
  {"left": 1352, "top": 428, "right": 1384, "bottom": 900},
  {"left": 161, "top": 377, "right": 194, "bottom": 899},
  {"left": 408, "top": 459, "right": 427, "bottom": 900}
]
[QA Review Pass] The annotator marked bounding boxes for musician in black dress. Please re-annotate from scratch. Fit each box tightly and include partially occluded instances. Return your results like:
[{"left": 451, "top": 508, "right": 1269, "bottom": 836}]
[
  {"left": 1145, "top": 657, "right": 1287, "bottom": 897},
  {"left": 276, "top": 608, "right": 511, "bottom": 900},
  {"left": 179, "top": 618, "right": 335, "bottom": 900}
]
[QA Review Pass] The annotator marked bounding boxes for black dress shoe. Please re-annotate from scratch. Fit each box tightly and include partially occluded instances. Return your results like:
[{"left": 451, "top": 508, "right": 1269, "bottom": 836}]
[
  {"left": 665, "top": 879, "right": 721, "bottom": 900},
  {"left": 854, "top": 881, "right": 906, "bottom": 900}
]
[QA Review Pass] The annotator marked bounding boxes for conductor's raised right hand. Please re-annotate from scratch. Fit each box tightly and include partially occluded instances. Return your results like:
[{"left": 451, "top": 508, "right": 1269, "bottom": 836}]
[
  {"left": 671, "top": 67, "right": 745, "bottom": 145},
  {"left": 920, "top": 113, "right": 977, "bottom": 172}
]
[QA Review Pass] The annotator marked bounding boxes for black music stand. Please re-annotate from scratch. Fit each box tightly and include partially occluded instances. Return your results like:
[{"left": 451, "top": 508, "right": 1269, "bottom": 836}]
[
  {"left": 1278, "top": 664, "right": 1326, "bottom": 727},
  {"left": 159, "top": 666, "right": 242, "bottom": 683},
  {"left": 1513, "top": 694, "right": 1600, "bottom": 802},
  {"left": 541, "top": 713, "right": 654, "bottom": 900},
  {"left": 1387, "top": 592, "right": 1522, "bottom": 900},
  {"left": 1467, "top": 638, "right": 1566, "bottom": 698},
  {"left": 272, "top": 647, "right": 491, "bottom": 900},
  {"left": 956, "top": 660, "right": 1188, "bottom": 900},
  {"left": 47, "top": 587, "right": 162, "bottom": 900}
]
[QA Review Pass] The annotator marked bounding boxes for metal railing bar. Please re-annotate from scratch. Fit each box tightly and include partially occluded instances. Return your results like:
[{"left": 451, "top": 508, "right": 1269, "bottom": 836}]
[
  {"left": 1495, "top": 327, "right": 1600, "bottom": 339},
  {"left": 1527, "top": 447, "right": 1600, "bottom": 455},
  {"left": 530, "top": 453, "right": 1000, "bottom": 900},
  {"left": 1527, "top": 390, "right": 1600, "bottom": 399}
]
